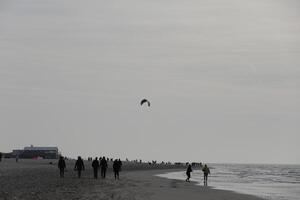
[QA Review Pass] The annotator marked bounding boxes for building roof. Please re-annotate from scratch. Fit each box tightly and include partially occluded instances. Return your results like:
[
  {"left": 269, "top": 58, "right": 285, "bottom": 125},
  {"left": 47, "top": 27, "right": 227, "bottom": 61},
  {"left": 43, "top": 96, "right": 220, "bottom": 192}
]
[{"left": 24, "top": 146, "right": 58, "bottom": 151}]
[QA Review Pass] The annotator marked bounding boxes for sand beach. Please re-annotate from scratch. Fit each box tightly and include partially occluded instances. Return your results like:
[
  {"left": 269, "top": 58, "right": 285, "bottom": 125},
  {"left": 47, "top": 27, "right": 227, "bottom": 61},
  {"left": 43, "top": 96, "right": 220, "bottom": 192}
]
[
  {"left": 0, "top": 159, "right": 264, "bottom": 200},
  {"left": 1, "top": 0, "right": 299, "bottom": 199}
]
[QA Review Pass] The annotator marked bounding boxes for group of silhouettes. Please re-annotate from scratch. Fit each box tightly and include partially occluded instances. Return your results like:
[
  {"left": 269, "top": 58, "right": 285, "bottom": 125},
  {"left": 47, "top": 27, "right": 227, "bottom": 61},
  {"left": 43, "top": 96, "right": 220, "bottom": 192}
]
[
  {"left": 186, "top": 163, "right": 210, "bottom": 186},
  {"left": 58, "top": 156, "right": 122, "bottom": 180}
]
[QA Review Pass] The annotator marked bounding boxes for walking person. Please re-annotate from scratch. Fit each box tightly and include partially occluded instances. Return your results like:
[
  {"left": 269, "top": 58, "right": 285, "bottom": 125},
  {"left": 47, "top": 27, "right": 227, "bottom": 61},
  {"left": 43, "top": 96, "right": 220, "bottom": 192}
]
[
  {"left": 113, "top": 159, "right": 121, "bottom": 180},
  {"left": 58, "top": 156, "right": 66, "bottom": 178},
  {"left": 100, "top": 156, "right": 108, "bottom": 178},
  {"left": 202, "top": 164, "right": 210, "bottom": 186},
  {"left": 74, "top": 156, "right": 85, "bottom": 178},
  {"left": 186, "top": 163, "right": 192, "bottom": 182},
  {"left": 118, "top": 159, "right": 122, "bottom": 172},
  {"left": 92, "top": 157, "right": 100, "bottom": 179},
  {"left": 16, "top": 154, "right": 19, "bottom": 162}
]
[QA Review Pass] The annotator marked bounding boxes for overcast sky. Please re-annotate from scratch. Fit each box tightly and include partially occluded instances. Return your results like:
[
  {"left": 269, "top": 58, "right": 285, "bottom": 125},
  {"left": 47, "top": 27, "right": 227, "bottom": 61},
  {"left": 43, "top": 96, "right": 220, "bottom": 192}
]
[{"left": 0, "top": 0, "right": 299, "bottom": 164}]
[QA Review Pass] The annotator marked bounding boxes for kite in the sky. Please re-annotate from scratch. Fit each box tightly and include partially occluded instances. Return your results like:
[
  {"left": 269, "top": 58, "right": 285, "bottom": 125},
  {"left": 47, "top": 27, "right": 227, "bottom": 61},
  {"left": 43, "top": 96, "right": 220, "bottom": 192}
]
[{"left": 140, "top": 99, "right": 150, "bottom": 107}]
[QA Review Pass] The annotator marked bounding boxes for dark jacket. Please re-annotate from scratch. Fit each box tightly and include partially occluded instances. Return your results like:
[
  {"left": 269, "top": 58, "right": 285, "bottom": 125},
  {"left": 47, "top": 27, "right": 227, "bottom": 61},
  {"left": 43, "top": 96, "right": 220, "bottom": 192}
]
[
  {"left": 113, "top": 160, "right": 120, "bottom": 172},
  {"left": 202, "top": 166, "right": 210, "bottom": 175},
  {"left": 74, "top": 159, "right": 85, "bottom": 171},
  {"left": 186, "top": 165, "right": 192, "bottom": 174},
  {"left": 118, "top": 160, "right": 122, "bottom": 171},
  {"left": 58, "top": 158, "right": 66, "bottom": 169},
  {"left": 92, "top": 160, "right": 99, "bottom": 169},
  {"left": 100, "top": 158, "right": 108, "bottom": 169}
]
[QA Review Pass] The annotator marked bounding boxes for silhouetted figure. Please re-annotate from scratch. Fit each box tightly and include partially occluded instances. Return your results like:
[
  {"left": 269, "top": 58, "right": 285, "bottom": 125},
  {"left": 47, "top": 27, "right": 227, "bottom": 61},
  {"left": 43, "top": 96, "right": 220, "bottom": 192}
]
[
  {"left": 118, "top": 159, "right": 122, "bottom": 171},
  {"left": 100, "top": 156, "right": 108, "bottom": 178},
  {"left": 202, "top": 164, "right": 210, "bottom": 186},
  {"left": 113, "top": 159, "right": 121, "bottom": 180},
  {"left": 186, "top": 164, "right": 192, "bottom": 182},
  {"left": 58, "top": 156, "right": 66, "bottom": 178},
  {"left": 0, "top": 152, "right": 2, "bottom": 162},
  {"left": 74, "top": 156, "right": 85, "bottom": 178},
  {"left": 92, "top": 157, "right": 100, "bottom": 179},
  {"left": 16, "top": 154, "right": 19, "bottom": 162}
]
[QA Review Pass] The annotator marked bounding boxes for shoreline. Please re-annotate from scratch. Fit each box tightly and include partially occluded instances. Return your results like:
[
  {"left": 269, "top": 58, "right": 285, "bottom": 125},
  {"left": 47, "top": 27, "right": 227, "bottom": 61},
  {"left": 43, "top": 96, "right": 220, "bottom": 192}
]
[
  {"left": 126, "top": 169, "right": 265, "bottom": 200},
  {"left": 0, "top": 159, "right": 264, "bottom": 200}
]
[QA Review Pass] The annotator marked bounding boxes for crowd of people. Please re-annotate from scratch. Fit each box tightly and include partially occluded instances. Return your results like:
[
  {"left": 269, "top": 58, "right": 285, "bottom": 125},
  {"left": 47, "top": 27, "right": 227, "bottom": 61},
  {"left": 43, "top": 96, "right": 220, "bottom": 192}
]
[
  {"left": 57, "top": 156, "right": 123, "bottom": 180},
  {"left": 2, "top": 153, "right": 211, "bottom": 186},
  {"left": 58, "top": 156, "right": 210, "bottom": 186}
]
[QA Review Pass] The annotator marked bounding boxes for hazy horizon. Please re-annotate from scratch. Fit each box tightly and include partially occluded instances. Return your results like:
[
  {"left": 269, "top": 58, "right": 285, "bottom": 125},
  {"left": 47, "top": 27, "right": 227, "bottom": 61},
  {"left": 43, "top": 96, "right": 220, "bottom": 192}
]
[{"left": 0, "top": 0, "right": 299, "bottom": 164}]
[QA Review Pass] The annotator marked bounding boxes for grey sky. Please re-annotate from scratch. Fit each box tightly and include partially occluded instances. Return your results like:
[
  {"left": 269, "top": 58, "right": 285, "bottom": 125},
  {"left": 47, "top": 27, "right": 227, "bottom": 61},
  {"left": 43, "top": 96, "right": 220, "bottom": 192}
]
[{"left": 0, "top": 0, "right": 299, "bottom": 164}]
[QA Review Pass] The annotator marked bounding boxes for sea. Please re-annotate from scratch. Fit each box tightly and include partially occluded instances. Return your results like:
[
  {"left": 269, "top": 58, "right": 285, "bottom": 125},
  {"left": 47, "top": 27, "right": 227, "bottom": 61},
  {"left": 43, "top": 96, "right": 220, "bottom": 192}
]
[{"left": 156, "top": 164, "right": 300, "bottom": 200}]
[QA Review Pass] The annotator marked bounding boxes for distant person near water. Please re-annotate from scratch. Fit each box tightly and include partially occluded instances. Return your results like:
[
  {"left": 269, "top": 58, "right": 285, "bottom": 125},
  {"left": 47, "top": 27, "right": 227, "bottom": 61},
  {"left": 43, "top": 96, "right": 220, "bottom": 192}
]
[
  {"left": 74, "top": 156, "right": 85, "bottom": 178},
  {"left": 58, "top": 156, "right": 66, "bottom": 178},
  {"left": 100, "top": 156, "right": 108, "bottom": 178},
  {"left": 202, "top": 164, "right": 210, "bottom": 186},
  {"left": 186, "top": 164, "right": 192, "bottom": 182},
  {"left": 92, "top": 157, "right": 100, "bottom": 179},
  {"left": 113, "top": 159, "right": 121, "bottom": 180}
]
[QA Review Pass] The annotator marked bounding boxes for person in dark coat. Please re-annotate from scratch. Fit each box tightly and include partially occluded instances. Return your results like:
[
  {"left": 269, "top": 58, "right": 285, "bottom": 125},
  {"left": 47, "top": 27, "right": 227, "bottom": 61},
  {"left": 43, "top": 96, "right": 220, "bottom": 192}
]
[
  {"left": 186, "top": 164, "right": 192, "bottom": 182},
  {"left": 113, "top": 159, "right": 121, "bottom": 180},
  {"left": 118, "top": 159, "right": 122, "bottom": 171},
  {"left": 74, "top": 156, "right": 85, "bottom": 178},
  {"left": 58, "top": 156, "right": 66, "bottom": 178},
  {"left": 202, "top": 164, "right": 210, "bottom": 186},
  {"left": 100, "top": 156, "right": 108, "bottom": 178},
  {"left": 92, "top": 157, "right": 100, "bottom": 179}
]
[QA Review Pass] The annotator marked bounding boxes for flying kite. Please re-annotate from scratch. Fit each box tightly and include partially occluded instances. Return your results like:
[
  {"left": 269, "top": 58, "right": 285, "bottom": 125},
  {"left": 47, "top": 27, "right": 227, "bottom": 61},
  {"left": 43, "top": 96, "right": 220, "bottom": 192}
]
[{"left": 140, "top": 99, "right": 150, "bottom": 107}]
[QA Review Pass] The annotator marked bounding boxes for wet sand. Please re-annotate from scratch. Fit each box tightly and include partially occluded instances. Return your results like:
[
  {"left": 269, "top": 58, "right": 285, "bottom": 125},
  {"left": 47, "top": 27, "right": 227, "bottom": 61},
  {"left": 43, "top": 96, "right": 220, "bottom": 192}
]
[{"left": 0, "top": 159, "right": 264, "bottom": 200}]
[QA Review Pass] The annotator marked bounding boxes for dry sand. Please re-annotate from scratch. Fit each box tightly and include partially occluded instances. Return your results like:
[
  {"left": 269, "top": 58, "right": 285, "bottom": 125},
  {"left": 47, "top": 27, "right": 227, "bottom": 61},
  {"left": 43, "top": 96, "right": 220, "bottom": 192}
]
[{"left": 0, "top": 159, "right": 264, "bottom": 200}]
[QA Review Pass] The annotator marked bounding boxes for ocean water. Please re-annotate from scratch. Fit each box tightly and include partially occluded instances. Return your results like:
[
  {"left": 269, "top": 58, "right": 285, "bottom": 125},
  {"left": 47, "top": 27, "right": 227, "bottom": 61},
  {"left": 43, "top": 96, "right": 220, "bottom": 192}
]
[{"left": 156, "top": 164, "right": 300, "bottom": 200}]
